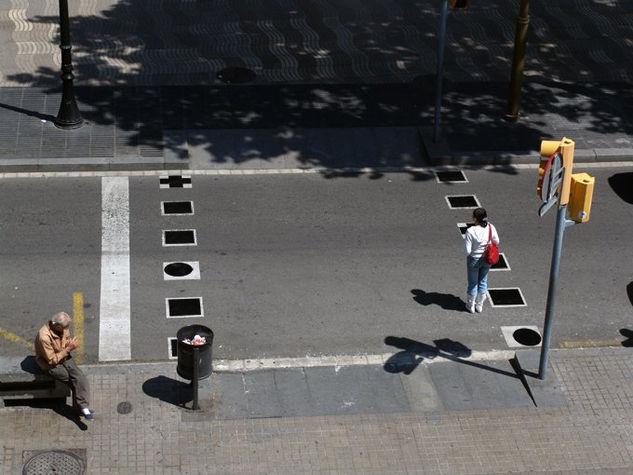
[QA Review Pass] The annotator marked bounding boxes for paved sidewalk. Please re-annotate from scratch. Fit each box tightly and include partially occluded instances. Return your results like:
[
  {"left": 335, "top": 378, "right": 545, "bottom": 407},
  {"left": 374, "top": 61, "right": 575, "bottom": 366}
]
[
  {"left": 2, "top": 347, "right": 633, "bottom": 474},
  {"left": 0, "top": 0, "right": 631, "bottom": 171}
]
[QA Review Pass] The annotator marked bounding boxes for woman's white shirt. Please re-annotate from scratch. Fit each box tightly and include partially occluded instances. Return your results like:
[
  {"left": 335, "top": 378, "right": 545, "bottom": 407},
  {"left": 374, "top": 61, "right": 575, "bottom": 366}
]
[{"left": 464, "top": 224, "right": 500, "bottom": 258}]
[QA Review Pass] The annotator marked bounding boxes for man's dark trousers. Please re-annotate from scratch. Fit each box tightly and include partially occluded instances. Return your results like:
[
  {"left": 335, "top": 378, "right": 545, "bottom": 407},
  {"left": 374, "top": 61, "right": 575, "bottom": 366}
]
[{"left": 47, "top": 356, "right": 90, "bottom": 409}]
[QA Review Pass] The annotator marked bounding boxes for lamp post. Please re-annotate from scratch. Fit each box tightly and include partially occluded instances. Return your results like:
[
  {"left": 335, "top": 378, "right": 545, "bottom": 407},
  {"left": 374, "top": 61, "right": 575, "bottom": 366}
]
[
  {"left": 504, "top": 0, "right": 530, "bottom": 122},
  {"left": 54, "top": 0, "right": 83, "bottom": 129}
]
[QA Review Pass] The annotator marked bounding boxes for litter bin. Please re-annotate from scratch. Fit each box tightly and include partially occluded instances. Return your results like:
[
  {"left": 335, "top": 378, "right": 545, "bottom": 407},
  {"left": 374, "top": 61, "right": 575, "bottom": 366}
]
[{"left": 176, "top": 325, "right": 214, "bottom": 381}]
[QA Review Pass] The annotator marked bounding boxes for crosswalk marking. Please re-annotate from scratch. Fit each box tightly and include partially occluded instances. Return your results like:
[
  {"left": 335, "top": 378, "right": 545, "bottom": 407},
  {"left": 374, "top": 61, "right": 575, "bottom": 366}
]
[{"left": 99, "top": 177, "right": 132, "bottom": 361}]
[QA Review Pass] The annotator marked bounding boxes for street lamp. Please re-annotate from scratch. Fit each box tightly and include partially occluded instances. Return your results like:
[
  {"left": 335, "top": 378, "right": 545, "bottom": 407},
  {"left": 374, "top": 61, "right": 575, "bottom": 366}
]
[{"left": 54, "top": 0, "right": 83, "bottom": 129}]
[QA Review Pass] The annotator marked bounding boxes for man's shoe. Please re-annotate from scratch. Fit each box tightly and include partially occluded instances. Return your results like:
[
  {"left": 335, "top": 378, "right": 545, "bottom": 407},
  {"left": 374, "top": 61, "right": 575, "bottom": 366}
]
[{"left": 81, "top": 408, "right": 94, "bottom": 420}]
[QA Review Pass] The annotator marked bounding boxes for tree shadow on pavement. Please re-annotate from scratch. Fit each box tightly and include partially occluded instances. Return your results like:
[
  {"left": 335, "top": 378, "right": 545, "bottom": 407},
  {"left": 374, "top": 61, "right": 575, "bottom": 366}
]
[
  {"left": 3, "top": 0, "right": 632, "bottom": 171},
  {"left": 411, "top": 289, "right": 465, "bottom": 311},
  {"left": 383, "top": 336, "right": 518, "bottom": 380},
  {"left": 142, "top": 375, "right": 192, "bottom": 408}
]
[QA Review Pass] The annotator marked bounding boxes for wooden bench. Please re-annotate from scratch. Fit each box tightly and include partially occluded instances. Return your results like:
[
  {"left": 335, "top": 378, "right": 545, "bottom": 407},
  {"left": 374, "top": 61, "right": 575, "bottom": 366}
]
[{"left": 0, "top": 356, "right": 70, "bottom": 407}]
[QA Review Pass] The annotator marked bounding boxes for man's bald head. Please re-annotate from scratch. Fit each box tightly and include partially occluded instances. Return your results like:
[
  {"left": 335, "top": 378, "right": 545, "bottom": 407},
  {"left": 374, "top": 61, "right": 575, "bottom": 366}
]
[{"left": 50, "top": 312, "right": 71, "bottom": 329}]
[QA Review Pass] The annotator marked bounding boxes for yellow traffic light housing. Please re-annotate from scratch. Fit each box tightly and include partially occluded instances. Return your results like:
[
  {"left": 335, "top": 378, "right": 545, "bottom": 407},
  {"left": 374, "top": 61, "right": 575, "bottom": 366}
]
[
  {"left": 568, "top": 173, "right": 595, "bottom": 223},
  {"left": 537, "top": 137, "right": 575, "bottom": 205},
  {"left": 449, "top": 0, "right": 470, "bottom": 10}
]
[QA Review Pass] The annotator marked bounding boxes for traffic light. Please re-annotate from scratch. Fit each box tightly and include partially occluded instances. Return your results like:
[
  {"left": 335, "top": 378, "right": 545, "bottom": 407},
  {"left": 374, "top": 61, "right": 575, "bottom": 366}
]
[
  {"left": 568, "top": 173, "right": 595, "bottom": 223},
  {"left": 449, "top": 0, "right": 470, "bottom": 10},
  {"left": 537, "top": 137, "right": 575, "bottom": 205}
]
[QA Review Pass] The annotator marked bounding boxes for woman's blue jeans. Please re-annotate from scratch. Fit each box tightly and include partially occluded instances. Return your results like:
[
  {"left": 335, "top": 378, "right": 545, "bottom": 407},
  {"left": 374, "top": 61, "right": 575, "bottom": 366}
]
[{"left": 467, "top": 255, "right": 490, "bottom": 296}]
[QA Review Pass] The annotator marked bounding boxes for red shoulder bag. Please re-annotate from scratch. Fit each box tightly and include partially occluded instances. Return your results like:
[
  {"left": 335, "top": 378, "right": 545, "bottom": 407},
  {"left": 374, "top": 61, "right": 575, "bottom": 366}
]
[{"left": 485, "top": 225, "right": 499, "bottom": 265}]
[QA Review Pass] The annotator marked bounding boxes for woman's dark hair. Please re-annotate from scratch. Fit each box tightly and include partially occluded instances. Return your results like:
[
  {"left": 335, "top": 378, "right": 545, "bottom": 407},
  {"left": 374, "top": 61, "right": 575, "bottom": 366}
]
[{"left": 473, "top": 208, "right": 488, "bottom": 227}]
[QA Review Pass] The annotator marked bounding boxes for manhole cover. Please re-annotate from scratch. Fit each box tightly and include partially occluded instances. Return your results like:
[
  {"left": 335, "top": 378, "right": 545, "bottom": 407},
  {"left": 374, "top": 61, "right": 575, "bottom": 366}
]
[
  {"left": 23, "top": 450, "right": 85, "bottom": 475},
  {"left": 513, "top": 328, "right": 542, "bottom": 346},
  {"left": 117, "top": 401, "right": 133, "bottom": 414},
  {"left": 164, "top": 262, "right": 194, "bottom": 277},
  {"left": 217, "top": 67, "right": 256, "bottom": 84}
]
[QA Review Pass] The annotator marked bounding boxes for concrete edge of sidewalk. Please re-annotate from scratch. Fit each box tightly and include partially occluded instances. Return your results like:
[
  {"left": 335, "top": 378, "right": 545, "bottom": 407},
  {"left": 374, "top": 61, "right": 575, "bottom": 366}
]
[
  {"left": 75, "top": 345, "right": 633, "bottom": 376},
  {"left": 0, "top": 148, "right": 631, "bottom": 174}
]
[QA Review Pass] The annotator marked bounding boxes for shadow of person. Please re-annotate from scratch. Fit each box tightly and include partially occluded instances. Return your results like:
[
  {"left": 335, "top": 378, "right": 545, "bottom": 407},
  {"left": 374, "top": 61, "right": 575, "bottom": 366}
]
[
  {"left": 385, "top": 336, "right": 440, "bottom": 358},
  {"left": 383, "top": 336, "right": 439, "bottom": 374},
  {"left": 142, "top": 375, "right": 192, "bottom": 407},
  {"left": 619, "top": 329, "right": 633, "bottom": 347},
  {"left": 627, "top": 282, "right": 633, "bottom": 306},
  {"left": 411, "top": 289, "right": 466, "bottom": 311},
  {"left": 383, "top": 351, "right": 423, "bottom": 374}
]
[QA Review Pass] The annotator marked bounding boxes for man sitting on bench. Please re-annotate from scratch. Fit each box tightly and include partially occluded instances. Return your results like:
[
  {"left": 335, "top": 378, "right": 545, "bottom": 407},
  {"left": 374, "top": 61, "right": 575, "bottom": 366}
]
[{"left": 34, "top": 312, "right": 94, "bottom": 420}]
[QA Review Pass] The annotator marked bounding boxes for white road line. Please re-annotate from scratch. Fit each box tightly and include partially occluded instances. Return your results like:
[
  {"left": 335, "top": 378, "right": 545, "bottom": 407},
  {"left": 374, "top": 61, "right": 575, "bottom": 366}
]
[{"left": 99, "top": 176, "right": 131, "bottom": 361}]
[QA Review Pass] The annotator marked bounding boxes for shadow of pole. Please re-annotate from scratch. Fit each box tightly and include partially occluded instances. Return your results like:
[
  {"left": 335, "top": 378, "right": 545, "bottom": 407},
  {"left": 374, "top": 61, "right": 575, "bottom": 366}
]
[{"left": 384, "top": 336, "right": 519, "bottom": 379}]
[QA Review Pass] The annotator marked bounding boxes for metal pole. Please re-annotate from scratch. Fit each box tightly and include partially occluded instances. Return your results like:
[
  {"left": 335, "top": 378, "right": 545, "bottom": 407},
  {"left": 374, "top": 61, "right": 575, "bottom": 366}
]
[
  {"left": 538, "top": 203, "right": 567, "bottom": 380},
  {"left": 192, "top": 347, "right": 200, "bottom": 410},
  {"left": 504, "top": 0, "right": 530, "bottom": 122},
  {"left": 55, "top": 0, "right": 83, "bottom": 129},
  {"left": 433, "top": 0, "right": 449, "bottom": 143}
]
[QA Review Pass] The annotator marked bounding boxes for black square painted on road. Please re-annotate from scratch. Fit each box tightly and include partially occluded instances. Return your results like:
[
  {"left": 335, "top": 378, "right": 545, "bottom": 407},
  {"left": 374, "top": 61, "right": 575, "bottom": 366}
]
[
  {"left": 164, "top": 230, "right": 196, "bottom": 245},
  {"left": 168, "top": 298, "right": 202, "bottom": 317},
  {"left": 163, "top": 201, "right": 193, "bottom": 215},
  {"left": 436, "top": 170, "right": 467, "bottom": 183},
  {"left": 447, "top": 195, "right": 479, "bottom": 209},
  {"left": 491, "top": 254, "right": 508, "bottom": 270},
  {"left": 160, "top": 175, "right": 192, "bottom": 188},
  {"left": 170, "top": 338, "right": 177, "bottom": 357},
  {"left": 488, "top": 288, "right": 525, "bottom": 307},
  {"left": 458, "top": 223, "right": 475, "bottom": 236}
]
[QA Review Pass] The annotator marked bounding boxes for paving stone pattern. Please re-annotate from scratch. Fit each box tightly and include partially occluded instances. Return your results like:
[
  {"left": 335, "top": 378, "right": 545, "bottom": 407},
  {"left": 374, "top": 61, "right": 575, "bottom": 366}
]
[
  {"left": 1, "top": 0, "right": 632, "bottom": 87},
  {"left": 0, "top": 1, "right": 632, "bottom": 164},
  {"left": 2, "top": 349, "right": 633, "bottom": 473}
]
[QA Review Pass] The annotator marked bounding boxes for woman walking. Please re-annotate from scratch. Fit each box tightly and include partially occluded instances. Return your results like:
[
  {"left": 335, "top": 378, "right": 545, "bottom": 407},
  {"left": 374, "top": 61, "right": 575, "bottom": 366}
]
[{"left": 464, "top": 208, "right": 500, "bottom": 313}]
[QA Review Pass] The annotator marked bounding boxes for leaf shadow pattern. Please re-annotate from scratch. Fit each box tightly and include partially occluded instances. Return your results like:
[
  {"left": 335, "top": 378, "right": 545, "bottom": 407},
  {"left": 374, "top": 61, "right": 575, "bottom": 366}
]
[{"left": 1, "top": 0, "right": 631, "bottom": 171}]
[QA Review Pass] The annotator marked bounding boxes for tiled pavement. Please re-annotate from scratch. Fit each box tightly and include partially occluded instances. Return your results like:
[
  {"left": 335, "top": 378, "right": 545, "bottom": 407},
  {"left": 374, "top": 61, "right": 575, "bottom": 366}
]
[
  {"left": 3, "top": 347, "right": 633, "bottom": 474},
  {"left": 0, "top": 1, "right": 631, "bottom": 169}
]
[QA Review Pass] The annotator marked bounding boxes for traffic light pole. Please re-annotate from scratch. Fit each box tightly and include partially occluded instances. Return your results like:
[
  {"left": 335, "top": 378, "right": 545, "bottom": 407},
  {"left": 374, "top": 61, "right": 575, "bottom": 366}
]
[
  {"left": 433, "top": 0, "right": 449, "bottom": 143},
  {"left": 538, "top": 200, "right": 576, "bottom": 380}
]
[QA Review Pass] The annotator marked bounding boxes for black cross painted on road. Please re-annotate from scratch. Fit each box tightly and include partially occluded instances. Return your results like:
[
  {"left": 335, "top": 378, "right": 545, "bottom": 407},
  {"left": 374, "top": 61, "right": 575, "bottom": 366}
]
[{"left": 160, "top": 175, "right": 192, "bottom": 188}]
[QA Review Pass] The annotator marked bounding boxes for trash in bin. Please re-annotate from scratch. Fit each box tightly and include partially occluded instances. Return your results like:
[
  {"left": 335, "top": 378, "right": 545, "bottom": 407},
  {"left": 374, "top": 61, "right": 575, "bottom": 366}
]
[{"left": 181, "top": 334, "right": 206, "bottom": 346}]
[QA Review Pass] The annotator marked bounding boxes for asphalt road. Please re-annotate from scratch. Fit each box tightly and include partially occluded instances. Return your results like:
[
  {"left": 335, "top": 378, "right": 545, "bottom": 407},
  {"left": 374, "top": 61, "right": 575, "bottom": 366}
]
[{"left": 0, "top": 165, "right": 631, "bottom": 363}]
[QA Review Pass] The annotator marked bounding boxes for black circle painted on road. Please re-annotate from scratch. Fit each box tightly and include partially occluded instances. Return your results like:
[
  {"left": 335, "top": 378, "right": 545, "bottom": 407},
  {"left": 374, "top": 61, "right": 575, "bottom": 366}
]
[
  {"left": 117, "top": 401, "right": 133, "bottom": 415},
  {"left": 513, "top": 328, "right": 542, "bottom": 346},
  {"left": 217, "top": 67, "right": 256, "bottom": 84},
  {"left": 164, "top": 262, "right": 194, "bottom": 277}
]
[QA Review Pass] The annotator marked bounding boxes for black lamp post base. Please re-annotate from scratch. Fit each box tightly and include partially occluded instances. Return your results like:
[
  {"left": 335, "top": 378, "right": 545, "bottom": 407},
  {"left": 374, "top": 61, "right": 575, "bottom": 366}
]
[{"left": 54, "top": 117, "right": 84, "bottom": 129}]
